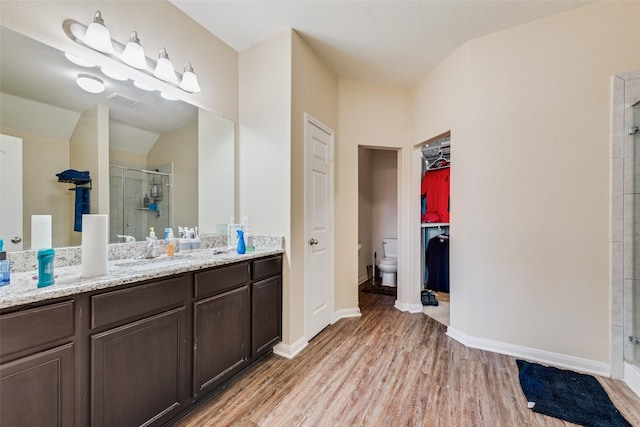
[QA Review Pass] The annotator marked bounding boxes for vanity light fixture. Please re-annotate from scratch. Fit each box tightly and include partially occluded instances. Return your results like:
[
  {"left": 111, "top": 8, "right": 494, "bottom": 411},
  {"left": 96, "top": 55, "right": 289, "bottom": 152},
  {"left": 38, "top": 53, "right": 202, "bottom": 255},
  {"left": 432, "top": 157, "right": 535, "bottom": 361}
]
[
  {"left": 64, "top": 11, "right": 202, "bottom": 94},
  {"left": 101, "top": 67, "right": 128, "bottom": 81},
  {"left": 179, "top": 62, "right": 201, "bottom": 93},
  {"left": 160, "top": 92, "right": 179, "bottom": 101},
  {"left": 120, "top": 31, "right": 147, "bottom": 69},
  {"left": 76, "top": 74, "right": 105, "bottom": 94},
  {"left": 133, "top": 80, "right": 155, "bottom": 91},
  {"left": 82, "top": 11, "right": 114, "bottom": 54},
  {"left": 153, "top": 48, "right": 178, "bottom": 83},
  {"left": 64, "top": 53, "right": 95, "bottom": 68}
]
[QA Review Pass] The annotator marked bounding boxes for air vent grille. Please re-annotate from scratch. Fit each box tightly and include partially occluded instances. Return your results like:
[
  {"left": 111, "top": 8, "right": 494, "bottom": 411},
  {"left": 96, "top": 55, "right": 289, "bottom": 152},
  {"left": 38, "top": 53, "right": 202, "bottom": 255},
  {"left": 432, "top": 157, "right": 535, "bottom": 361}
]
[{"left": 107, "top": 93, "right": 140, "bottom": 107}]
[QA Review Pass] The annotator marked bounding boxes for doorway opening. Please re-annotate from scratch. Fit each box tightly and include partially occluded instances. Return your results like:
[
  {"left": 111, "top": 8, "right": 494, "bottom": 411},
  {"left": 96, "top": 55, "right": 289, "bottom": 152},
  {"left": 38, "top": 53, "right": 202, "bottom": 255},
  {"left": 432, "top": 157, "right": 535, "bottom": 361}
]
[{"left": 357, "top": 146, "right": 399, "bottom": 302}]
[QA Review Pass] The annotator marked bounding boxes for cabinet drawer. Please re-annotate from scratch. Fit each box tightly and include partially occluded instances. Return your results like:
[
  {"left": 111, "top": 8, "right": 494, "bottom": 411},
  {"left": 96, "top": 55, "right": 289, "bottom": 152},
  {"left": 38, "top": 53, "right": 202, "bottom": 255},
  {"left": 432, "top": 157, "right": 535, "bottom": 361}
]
[
  {"left": 91, "top": 275, "right": 186, "bottom": 329},
  {"left": 0, "top": 300, "right": 75, "bottom": 359},
  {"left": 194, "top": 262, "right": 249, "bottom": 298},
  {"left": 252, "top": 255, "right": 282, "bottom": 281}
]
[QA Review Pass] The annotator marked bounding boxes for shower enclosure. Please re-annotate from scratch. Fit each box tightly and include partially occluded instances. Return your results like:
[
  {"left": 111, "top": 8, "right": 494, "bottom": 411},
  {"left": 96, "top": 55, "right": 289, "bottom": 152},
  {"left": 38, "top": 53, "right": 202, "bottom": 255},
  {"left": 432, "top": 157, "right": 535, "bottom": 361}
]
[
  {"left": 612, "top": 72, "right": 640, "bottom": 389},
  {"left": 633, "top": 102, "right": 640, "bottom": 368},
  {"left": 109, "top": 165, "right": 172, "bottom": 243}
]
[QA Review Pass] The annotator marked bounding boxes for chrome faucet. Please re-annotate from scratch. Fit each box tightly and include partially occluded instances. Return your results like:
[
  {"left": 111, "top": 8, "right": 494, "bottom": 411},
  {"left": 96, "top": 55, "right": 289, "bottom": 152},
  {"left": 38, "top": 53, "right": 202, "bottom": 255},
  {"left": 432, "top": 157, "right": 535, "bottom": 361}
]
[{"left": 117, "top": 234, "right": 136, "bottom": 243}]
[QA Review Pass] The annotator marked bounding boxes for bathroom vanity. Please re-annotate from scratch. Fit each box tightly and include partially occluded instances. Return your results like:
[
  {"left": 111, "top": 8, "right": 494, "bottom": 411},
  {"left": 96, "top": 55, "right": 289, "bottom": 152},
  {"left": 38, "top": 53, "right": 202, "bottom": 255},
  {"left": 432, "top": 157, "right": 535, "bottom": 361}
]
[{"left": 0, "top": 250, "right": 283, "bottom": 427}]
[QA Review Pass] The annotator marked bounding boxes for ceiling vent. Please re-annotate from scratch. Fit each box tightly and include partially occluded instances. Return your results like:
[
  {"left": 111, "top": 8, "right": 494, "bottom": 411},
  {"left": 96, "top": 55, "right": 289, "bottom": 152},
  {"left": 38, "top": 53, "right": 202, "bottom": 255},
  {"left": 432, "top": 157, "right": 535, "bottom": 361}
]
[{"left": 107, "top": 93, "right": 140, "bottom": 108}]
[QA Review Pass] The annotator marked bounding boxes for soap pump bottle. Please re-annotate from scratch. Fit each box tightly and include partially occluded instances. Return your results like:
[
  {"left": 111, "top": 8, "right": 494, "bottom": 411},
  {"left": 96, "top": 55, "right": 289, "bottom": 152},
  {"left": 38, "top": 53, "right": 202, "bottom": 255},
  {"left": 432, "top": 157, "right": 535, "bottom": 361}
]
[
  {"left": 167, "top": 229, "right": 175, "bottom": 257},
  {"left": 236, "top": 229, "right": 246, "bottom": 254},
  {"left": 0, "top": 239, "right": 10, "bottom": 286}
]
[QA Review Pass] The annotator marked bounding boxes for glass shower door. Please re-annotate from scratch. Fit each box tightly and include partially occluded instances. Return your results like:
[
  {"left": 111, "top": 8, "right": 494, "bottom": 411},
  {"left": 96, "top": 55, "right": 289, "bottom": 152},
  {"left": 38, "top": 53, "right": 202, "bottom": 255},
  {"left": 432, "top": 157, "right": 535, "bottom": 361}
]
[{"left": 633, "top": 103, "right": 640, "bottom": 367}]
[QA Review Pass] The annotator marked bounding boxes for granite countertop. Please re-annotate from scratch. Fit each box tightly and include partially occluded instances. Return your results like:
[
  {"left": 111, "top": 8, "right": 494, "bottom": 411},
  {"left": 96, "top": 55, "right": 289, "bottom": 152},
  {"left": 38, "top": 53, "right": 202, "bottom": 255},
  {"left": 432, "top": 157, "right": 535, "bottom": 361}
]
[{"left": 0, "top": 247, "right": 284, "bottom": 310}]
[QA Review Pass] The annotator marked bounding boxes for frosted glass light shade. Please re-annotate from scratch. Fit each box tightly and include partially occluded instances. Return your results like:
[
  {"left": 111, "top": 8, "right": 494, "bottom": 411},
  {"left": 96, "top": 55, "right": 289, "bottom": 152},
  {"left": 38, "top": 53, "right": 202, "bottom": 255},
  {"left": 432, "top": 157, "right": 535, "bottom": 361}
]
[
  {"left": 76, "top": 74, "right": 105, "bottom": 93},
  {"left": 153, "top": 48, "right": 178, "bottom": 83},
  {"left": 83, "top": 11, "right": 114, "bottom": 54},
  {"left": 101, "top": 67, "right": 127, "bottom": 81},
  {"left": 161, "top": 92, "right": 178, "bottom": 101},
  {"left": 64, "top": 53, "right": 96, "bottom": 68},
  {"left": 180, "top": 63, "right": 201, "bottom": 93},
  {"left": 133, "top": 80, "right": 154, "bottom": 91},
  {"left": 121, "top": 31, "right": 147, "bottom": 69}
]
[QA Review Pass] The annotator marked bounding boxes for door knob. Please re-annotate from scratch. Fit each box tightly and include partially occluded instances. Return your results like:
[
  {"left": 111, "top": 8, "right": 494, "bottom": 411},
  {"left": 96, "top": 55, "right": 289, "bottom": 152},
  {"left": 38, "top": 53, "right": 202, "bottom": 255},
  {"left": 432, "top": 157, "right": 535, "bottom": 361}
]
[
  {"left": 11, "top": 237, "right": 22, "bottom": 244},
  {"left": 309, "top": 238, "right": 318, "bottom": 245}
]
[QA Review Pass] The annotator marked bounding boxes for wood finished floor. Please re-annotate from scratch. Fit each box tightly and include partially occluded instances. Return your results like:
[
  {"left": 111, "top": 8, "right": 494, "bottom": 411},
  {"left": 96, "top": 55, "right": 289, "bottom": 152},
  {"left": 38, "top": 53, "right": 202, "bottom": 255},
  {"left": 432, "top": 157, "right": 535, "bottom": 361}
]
[{"left": 173, "top": 291, "right": 640, "bottom": 427}]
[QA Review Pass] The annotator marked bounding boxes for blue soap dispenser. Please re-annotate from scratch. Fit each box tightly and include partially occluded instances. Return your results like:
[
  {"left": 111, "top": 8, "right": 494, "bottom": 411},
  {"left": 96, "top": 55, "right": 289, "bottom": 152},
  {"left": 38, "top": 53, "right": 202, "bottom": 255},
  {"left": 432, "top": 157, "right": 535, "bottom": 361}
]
[
  {"left": 0, "top": 239, "right": 10, "bottom": 286},
  {"left": 236, "top": 229, "right": 246, "bottom": 254}
]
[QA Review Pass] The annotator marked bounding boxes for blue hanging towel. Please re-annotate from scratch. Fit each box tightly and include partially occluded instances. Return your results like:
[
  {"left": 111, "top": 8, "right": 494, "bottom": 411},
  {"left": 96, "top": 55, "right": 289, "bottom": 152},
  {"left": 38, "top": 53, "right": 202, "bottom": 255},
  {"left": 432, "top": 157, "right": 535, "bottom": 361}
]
[{"left": 74, "top": 187, "right": 91, "bottom": 232}]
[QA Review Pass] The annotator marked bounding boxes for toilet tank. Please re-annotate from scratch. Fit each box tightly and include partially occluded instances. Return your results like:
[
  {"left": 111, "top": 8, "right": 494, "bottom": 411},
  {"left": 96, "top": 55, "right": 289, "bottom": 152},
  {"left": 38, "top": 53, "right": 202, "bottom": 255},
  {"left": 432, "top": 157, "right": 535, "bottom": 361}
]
[{"left": 382, "top": 238, "right": 398, "bottom": 258}]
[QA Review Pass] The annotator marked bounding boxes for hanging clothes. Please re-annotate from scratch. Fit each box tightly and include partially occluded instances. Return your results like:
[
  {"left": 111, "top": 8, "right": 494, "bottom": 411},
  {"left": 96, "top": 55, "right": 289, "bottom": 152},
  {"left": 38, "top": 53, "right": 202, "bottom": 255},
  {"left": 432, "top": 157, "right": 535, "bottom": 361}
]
[
  {"left": 425, "top": 234, "right": 449, "bottom": 292},
  {"left": 421, "top": 168, "right": 450, "bottom": 223}
]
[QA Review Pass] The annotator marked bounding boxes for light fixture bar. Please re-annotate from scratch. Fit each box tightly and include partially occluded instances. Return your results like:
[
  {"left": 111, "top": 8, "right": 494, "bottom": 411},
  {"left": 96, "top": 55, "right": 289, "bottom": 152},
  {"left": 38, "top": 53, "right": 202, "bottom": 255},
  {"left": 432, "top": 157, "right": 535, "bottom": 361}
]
[{"left": 62, "top": 12, "right": 201, "bottom": 95}]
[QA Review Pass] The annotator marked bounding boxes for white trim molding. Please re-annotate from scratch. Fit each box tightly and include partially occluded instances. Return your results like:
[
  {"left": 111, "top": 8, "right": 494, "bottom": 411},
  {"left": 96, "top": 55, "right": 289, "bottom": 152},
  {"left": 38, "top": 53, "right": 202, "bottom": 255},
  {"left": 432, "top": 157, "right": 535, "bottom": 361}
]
[
  {"left": 333, "top": 308, "right": 361, "bottom": 323},
  {"left": 446, "top": 327, "right": 610, "bottom": 377},
  {"left": 273, "top": 337, "right": 308, "bottom": 360},
  {"left": 394, "top": 300, "right": 424, "bottom": 313},
  {"left": 625, "top": 363, "right": 640, "bottom": 398}
]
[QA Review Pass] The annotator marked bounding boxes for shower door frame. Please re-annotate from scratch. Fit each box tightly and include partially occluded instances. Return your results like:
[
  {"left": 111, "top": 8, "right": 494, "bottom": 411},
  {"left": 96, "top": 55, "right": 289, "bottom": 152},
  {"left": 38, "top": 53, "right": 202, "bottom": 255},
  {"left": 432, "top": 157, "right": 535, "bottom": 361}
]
[{"left": 611, "top": 71, "right": 640, "bottom": 396}]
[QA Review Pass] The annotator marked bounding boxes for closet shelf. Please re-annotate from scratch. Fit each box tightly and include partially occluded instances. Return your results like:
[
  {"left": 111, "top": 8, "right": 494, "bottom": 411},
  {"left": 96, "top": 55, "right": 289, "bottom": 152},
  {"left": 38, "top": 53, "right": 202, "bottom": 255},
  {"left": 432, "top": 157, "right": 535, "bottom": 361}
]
[{"left": 421, "top": 222, "right": 449, "bottom": 228}]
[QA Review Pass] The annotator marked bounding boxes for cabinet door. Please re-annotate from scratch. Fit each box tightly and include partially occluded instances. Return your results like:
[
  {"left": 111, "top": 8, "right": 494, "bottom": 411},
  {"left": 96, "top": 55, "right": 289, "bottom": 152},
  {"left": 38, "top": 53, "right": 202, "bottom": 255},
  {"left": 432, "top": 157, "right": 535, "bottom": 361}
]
[
  {"left": 193, "top": 285, "right": 249, "bottom": 397},
  {"left": 252, "top": 276, "right": 282, "bottom": 358},
  {"left": 91, "top": 307, "right": 187, "bottom": 427},
  {"left": 0, "top": 343, "right": 74, "bottom": 427}
]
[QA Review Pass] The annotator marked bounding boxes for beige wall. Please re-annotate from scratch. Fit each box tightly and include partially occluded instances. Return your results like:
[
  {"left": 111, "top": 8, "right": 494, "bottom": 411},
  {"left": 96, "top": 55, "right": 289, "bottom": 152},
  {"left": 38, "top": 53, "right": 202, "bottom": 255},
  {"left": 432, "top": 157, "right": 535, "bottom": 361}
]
[
  {"left": 338, "top": 79, "right": 409, "bottom": 302},
  {"left": 410, "top": 1, "right": 640, "bottom": 365},
  {"left": 109, "top": 149, "right": 147, "bottom": 168},
  {"left": 239, "top": 32, "right": 292, "bottom": 342},
  {"left": 372, "top": 150, "right": 398, "bottom": 259},
  {"left": 1, "top": 127, "right": 71, "bottom": 248},
  {"left": 358, "top": 148, "right": 373, "bottom": 282},
  {"left": 148, "top": 123, "right": 198, "bottom": 229},
  {"left": 69, "top": 105, "right": 109, "bottom": 246},
  {"left": 291, "top": 31, "right": 340, "bottom": 323}
]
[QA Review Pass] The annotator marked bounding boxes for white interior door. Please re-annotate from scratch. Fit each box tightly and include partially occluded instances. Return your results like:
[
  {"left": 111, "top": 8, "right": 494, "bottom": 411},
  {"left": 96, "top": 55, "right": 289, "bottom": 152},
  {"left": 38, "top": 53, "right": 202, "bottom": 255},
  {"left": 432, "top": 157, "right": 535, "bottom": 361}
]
[
  {"left": 0, "top": 134, "right": 23, "bottom": 250},
  {"left": 305, "top": 114, "right": 334, "bottom": 340}
]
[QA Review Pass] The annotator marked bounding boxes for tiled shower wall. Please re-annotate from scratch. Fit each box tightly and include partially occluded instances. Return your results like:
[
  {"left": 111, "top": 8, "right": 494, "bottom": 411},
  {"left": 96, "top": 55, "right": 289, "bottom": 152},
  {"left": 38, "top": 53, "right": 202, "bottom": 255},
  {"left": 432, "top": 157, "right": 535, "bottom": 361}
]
[{"left": 109, "top": 163, "right": 172, "bottom": 243}]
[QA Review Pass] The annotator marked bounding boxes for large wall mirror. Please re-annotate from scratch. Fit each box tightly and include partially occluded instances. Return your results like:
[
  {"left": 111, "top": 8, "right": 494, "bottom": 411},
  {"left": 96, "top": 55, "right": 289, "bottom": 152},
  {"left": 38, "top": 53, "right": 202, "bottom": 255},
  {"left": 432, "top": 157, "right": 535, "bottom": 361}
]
[{"left": 0, "top": 26, "right": 235, "bottom": 251}]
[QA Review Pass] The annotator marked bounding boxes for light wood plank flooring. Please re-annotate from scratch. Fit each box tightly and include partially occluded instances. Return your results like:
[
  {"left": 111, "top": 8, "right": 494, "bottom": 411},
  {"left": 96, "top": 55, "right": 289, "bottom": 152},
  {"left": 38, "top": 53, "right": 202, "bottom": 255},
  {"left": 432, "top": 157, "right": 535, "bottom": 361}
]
[{"left": 173, "top": 291, "right": 640, "bottom": 426}]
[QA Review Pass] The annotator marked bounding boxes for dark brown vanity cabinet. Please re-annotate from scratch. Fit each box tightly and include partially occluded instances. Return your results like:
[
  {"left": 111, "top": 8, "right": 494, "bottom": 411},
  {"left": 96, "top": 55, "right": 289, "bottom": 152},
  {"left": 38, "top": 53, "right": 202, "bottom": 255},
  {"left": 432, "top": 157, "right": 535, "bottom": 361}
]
[
  {"left": 89, "top": 275, "right": 189, "bottom": 427},
  {"left": 0, "top": 253, "right": 282, "bottom": 427},
  {"left": 251, "top": 255, "right": 283, "bottom": 358},
  {"left": 193, "top": 262, "right": 250, "bottom": 397},
  {"left": 0, "top": 301, "right": 76, "bottom": 427}
]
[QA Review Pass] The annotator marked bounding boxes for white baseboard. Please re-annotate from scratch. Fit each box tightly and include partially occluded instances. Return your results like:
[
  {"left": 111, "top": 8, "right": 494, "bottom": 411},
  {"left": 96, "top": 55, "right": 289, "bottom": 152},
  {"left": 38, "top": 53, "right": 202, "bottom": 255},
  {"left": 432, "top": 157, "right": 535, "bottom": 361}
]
[
  {"left": 446, "top": 327, "right": 610, "bottom": 377},
  {"left": 333, "top": 307, "right": 361, "bottom": 323},
  {"left": 624, "top": 362, "right": 640, "bottom": 398},
  {"left": 358, "top": 275, "right": 368, "bottom": 285},
  {"left": 394, "top": 300, "right": 424, "bottom": 314},
  {"left": 273, "top": 336, "right": 308, "bottom": 360}
]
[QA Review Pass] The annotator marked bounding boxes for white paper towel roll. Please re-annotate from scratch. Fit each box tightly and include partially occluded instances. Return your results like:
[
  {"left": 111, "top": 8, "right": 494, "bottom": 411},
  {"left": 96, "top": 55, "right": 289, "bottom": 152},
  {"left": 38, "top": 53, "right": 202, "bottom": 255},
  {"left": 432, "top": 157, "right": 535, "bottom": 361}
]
[
  {"left": 81, "top": 214, "right": 109, "bottom": 278},
  {"left": 31, "top": 215, "right": 52, "bottom": 250}
]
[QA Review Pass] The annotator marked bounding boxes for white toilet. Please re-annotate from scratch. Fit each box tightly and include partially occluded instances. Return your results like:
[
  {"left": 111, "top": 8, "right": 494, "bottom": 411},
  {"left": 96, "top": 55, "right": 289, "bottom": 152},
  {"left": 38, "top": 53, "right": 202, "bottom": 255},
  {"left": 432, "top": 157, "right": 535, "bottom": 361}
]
[{"left": 378, "top": 238, "right": 398, "bottom": 287}]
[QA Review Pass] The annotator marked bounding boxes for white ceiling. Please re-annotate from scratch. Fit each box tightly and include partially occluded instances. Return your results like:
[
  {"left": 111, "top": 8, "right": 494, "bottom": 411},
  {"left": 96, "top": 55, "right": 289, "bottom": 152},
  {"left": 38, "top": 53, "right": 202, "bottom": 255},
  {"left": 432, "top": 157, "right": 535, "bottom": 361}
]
[{"left": 171, "top": 0, "right": 592, "bottom": 88}]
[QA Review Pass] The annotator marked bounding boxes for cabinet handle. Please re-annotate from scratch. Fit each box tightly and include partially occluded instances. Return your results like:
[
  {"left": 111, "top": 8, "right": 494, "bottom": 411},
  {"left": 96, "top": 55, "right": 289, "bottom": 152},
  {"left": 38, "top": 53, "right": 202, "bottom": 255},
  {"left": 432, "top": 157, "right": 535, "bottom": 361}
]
[{"left": 309, "top": 238, "right": 318, "bottom": 245}]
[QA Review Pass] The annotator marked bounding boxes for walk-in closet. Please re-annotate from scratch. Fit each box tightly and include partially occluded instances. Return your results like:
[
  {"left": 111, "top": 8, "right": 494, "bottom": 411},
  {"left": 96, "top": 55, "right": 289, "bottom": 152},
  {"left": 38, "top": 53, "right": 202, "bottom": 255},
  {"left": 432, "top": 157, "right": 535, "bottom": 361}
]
[{"left": 420, "top": 135, "right": 450, "bottom": 301}]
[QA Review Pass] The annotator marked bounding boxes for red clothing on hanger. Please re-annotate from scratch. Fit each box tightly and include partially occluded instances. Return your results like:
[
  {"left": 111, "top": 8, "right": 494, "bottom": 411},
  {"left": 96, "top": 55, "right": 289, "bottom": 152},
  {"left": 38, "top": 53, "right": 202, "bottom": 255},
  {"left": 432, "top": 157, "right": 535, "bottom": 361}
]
[{"left": 421, "top": 168, "right": 450, "bottom": 223}]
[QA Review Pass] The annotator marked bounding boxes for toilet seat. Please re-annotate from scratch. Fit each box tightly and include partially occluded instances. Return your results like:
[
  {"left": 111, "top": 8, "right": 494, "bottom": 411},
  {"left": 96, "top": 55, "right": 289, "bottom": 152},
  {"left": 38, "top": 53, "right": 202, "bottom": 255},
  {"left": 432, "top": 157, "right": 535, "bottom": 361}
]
[{"left": 379, "top": 257, "right": 397, "bottom": 267}]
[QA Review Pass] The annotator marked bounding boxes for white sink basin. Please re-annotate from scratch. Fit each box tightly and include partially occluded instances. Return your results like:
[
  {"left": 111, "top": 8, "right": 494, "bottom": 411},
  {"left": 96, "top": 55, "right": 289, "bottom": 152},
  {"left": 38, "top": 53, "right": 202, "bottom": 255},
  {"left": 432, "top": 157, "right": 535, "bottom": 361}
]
[{"left": 114, "top": 254, "right": 194, "bottom": 268}]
